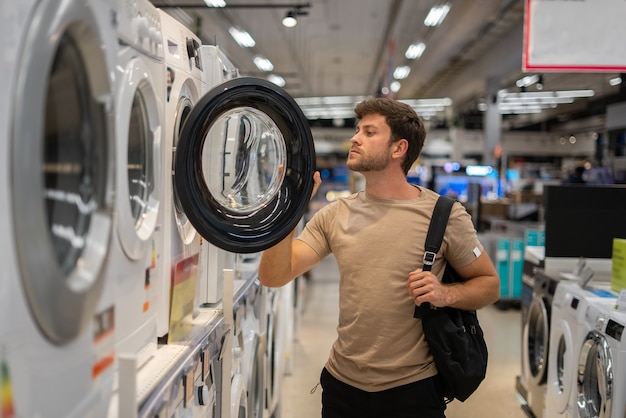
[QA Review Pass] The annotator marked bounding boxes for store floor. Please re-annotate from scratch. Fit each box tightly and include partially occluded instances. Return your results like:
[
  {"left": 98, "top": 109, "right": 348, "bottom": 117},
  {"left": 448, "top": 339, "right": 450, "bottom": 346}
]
[{"left": 281, "top": 255, "right": 527, "bottom": 418}]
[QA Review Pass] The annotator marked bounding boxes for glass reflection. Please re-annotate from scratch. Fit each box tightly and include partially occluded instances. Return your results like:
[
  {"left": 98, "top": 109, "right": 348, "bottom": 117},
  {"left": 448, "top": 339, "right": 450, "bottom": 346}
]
[
  {"left": 43, "top": 33, "right": 100, "bottom": 275},
  {"left": 127, "top": 90, "right": 153, "bottom": 224},
  {"left": 202, "top": 107, "right": 286, "bottom": 214}
]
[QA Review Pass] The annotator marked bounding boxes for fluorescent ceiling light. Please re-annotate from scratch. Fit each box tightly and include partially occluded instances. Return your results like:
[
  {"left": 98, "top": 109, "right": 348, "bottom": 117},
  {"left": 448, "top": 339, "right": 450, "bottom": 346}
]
[
  {"left": 610, "top": 77, "right": 622, "bottom": 86},
  {"left": 229, "top": 27, "right": 255, "bottom": 47},
  {"left": 204, "top": 0, "right": 226, "bottom": 7},
  {"left": 424, "top": 4, "right": 450, "bottom": 27},
  {"left": 294, "top": 96, "right": 452, "bottom": 120},
  {"left": 479, "top": 90, "right": 594, "bottom": 114},
  {"left": 267, "top": 74, "right": 286, "bottom": 87},
  {"left": 393, "top": 65, "right": 411, "bottom": 80},
  {"left": 405, "top": 42, "right": 426, "bottom": 59},
  {"left": 390, "top": 81, "right": 401, "bottom": 93},
  {"left": 515, "top": 74, "right": 540, "bottom": 88},
  {"left": 253, "top": 56, "right": 274, "bottom": 72}
]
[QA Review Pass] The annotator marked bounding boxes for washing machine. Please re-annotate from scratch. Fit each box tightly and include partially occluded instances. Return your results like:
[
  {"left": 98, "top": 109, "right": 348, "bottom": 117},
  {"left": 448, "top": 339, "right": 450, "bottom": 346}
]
[
  {"left": 0, "top": 0, "right": 118, "bottom": 416},
  {"left": 522, "top": 270, "right": 561, "bottom": 418},
  {"left": 196, "top": 44, "right": 239, "bottom": 306},
  {"left": 157, "top": 10, "right": 205, "bottom": 342},
  {"left": 134, "top": 308, "right": 227, "bottom": 418},
  {"left": 546, "top": 281, "right": 617, "bottom": 418},
  {"left": 262, "top": 283, "right": 294, "bottom": 418},
  {"left": 237, "top": 280, "right": 266, "bottom": 418},
  {"left": 100, "top": 0, "right": 165, "bottom": 371},
  {"left": 156, "top": 30, "right": 316, "bottom": 418},
  {"left": 576, "top": 302, "right": 626, "bottom": 418}
]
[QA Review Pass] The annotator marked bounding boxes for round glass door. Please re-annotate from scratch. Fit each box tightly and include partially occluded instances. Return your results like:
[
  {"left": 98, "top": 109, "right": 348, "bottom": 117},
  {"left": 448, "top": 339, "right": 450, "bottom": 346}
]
[
  {"left": 526, "top": 296, "right": 549, "bottom": 384},
  {"left": 116, "top": 58, "right": 161, "bottom": 259},
  {"left": 577, "top": 331, "right": 612, "bottom": 418},
  {"left": 11, "top": 1, "right": 114, "bottom": 344},
  {"left": 174, "top": 78, "right": 315, "bottom": 253}
]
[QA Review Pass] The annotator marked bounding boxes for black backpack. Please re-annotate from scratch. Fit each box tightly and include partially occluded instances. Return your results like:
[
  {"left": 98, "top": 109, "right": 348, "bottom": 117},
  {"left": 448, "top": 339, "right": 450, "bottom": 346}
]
[{"left": 413, "top": 196, "right": 488, "bottom": 403}]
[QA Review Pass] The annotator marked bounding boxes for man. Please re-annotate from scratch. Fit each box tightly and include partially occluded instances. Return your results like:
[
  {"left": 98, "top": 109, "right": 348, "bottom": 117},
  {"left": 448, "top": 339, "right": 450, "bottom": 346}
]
[{"left": 259, "top": 97, "right": 499, "bottom": 418}]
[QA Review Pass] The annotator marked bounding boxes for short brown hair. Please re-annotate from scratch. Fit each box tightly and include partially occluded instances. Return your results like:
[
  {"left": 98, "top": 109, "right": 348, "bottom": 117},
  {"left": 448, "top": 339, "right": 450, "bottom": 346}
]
[{"left": 354, "top": 98, "right": 426, "bottom": 175}]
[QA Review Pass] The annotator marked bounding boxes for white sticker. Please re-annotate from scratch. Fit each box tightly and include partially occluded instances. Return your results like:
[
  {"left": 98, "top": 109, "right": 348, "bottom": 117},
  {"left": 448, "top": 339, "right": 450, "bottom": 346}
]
[{"left": 473, "top": 247, "right": 482, "bottom": 258}]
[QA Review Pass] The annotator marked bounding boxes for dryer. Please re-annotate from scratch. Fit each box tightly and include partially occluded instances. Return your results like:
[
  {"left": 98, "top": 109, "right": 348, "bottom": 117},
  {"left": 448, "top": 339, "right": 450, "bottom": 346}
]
[
  {"left": 102, "top": 0, "right": 165, "bottom": 370},
  {"left": 0, "top": 0, "right": 118, "bottom": 416},
  {"left": 576, "top": 302, "right": 626, "bottom": 418},
  {"left": 158, "top": 10, "right": 205, "bottom": 342},
  {"left": 546, "top": 281, "right": 617, "bottom": 418}
]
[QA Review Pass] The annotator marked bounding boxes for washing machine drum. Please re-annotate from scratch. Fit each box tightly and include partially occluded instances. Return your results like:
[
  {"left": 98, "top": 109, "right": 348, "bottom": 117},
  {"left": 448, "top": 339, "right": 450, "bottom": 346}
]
[{"left": 174, "top": 77, "right": 315, "bottom": 253}]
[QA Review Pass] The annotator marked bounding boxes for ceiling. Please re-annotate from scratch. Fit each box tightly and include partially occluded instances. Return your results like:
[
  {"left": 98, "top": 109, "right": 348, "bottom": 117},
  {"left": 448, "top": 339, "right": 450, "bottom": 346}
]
[{"left": 153, "top": 0, "right": 625, "bottom": 131}]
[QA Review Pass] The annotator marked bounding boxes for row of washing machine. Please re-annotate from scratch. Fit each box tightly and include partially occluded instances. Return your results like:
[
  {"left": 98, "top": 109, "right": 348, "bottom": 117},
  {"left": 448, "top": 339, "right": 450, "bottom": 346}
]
[
  {"left": 519, "top": 268, "right": 626, "bottom": 418},
  {"left": 0, "top": 0, "right": 315, "bottom": 416}
]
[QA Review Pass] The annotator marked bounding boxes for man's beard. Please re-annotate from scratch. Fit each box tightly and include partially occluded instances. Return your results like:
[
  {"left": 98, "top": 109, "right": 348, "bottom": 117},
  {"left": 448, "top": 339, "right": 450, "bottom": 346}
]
[{"left": 346, "top": 150, "right": 389, "bottom": 172}]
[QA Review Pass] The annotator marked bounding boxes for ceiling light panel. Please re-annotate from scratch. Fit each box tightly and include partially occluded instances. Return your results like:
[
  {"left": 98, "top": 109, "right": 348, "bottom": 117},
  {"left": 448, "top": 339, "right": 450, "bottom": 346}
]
[
  {"left": 267, "top": 74, "right": 286, "bottom": 87},
  {"left": 405, "top": 43, "right": 426, "bottom": 59},
  {"left": 253, "top": 56, "right": 274, "bottom": 72},
  {"left": 393, "top": 66, "right": 411, "bottom": 80},
  {"left": 228, "top": 27, "right": 256, "bottom": 47},
  {"left": 203, "top": 0, "right": 226, "bottom": 7},
  {"left": 424, "top": 4, "right": 450, "bottom": 27}
]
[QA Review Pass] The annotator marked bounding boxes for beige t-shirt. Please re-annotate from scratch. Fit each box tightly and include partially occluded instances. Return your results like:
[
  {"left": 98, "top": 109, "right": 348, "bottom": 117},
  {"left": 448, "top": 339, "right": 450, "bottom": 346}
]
[{"left": 297, "top": 187, "right": 484, "bottom": 392}]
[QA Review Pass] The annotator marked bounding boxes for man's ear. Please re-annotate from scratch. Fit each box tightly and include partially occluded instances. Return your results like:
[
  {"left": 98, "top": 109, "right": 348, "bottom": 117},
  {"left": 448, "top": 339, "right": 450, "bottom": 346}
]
[{"left": 392, "top": 138, "right": 409, "bottom": 158}]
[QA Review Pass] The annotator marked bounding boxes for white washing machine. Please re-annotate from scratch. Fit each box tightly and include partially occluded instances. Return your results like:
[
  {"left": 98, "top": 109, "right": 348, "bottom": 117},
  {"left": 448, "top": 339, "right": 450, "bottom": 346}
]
[
  {"left": 237, "top": 280, "right": 266, "bottom": 418},
  {"left": 576, "top": 302, "right": 626, "bottom": 418},
  {"left": 160, "top": 43, "right": 316, "bottom": 418},
  {"left": 197, "top": 45, "right": 239, "bottom": 306},
  {"left": 134, "top": 308, "right": 227, "bottom": 418},
  {"left": 0, "top": 0, "right": 118, "bottom": 416},
  {"left": 263, "top": 283, "right": 294, "bottom": 418},
  {"left": 546, "top": 281, "right": 617, "bottom": 418},
  {"left": 157, "top": 10, "right": 205, "bottom": 341},
  {"left": 523, "top": 270, "right": 561, "bottom": 418},
  {"left": 101, "top": 0, "right": 165, "bottom": 371}
]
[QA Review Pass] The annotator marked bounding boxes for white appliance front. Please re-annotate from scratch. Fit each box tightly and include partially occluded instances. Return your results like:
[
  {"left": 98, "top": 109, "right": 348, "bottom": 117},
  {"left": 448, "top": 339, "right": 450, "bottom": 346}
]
[
  {"left": 0, "top": 0, "right": 118, "bottom": 416},
  {"left": 576, "top": 304, "right": 626, "bottom": 418},
  {"left": 158, "top": 10, "right": 205, "bottom": 341},
  {"left": 197, "top": 44, "right": 239, "bottom": 305},
  {"left": 103, "top": 0, "right": 165, "bottom": 369},
  {"left": 546, "top": 281, "right": 617, "bottom": 418}
]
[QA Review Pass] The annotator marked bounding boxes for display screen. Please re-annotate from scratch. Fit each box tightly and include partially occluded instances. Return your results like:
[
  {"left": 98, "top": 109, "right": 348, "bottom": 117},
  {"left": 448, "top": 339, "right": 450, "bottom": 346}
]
[{"left": 543, "top": 185, "right": 626, "bottom": 258}]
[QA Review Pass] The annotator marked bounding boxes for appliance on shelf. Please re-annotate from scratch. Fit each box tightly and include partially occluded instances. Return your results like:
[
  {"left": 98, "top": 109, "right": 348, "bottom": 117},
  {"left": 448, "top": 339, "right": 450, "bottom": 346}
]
[{"left": 0, "top": 0, "right": 118, "bottom": 416}]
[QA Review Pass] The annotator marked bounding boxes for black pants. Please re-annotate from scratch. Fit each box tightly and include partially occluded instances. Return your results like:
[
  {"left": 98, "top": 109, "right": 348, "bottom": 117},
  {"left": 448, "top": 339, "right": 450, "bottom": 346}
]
[{"left": 320, "top": 368, "right": 446, "bottom": 418}]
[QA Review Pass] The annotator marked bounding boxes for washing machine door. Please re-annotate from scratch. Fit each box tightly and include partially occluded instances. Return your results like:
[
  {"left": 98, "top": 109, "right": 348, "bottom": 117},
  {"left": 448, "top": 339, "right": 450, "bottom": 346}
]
[
  {"left": 577, "top": 331, "right": 612, "bottom": 418},
  {"left": 10, "top": 0, "right": 115, "bottom": 344},
  {"left": 548, "top": 319, "right": 574, "bottom": 414},
  {"left": 524, "top": 295, "right": 550, "bottom": 386},
  {"left": 174, "top": 77, "right": 315, "bottom": 253}
]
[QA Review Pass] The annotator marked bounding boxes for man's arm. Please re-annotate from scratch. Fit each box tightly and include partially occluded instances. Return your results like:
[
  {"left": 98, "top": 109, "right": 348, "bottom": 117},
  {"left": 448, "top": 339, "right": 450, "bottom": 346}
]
[
  {"left": 258, "top": 232, "right": 322, "bottom": 287},
  {"left": 258, "top": 171, "right": 323, "bottom": 288},
  {"left": 441, "top": 252, "right": 500, "bottom": 310},
  {"left": 407, "top": 252, "right": 500, "bottom": 310}
]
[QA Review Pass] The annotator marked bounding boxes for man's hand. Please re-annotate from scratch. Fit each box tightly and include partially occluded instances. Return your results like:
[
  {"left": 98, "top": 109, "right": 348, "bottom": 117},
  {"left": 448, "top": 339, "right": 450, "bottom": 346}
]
[
  {"left": 406, "top": 268, "right": 452, "bottom": 308},
  {"left": 311, "top": 171, "right": 322, "bottom": 199}
]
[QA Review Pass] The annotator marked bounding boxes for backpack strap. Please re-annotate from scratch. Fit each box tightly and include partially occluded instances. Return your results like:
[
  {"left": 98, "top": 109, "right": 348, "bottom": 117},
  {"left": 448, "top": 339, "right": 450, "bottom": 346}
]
[
  {"left": 422, "top": 196, "right": 455, "bottom": 272},
  {"left": 414, "top": 195, "right": 455, "bottom": 318}
]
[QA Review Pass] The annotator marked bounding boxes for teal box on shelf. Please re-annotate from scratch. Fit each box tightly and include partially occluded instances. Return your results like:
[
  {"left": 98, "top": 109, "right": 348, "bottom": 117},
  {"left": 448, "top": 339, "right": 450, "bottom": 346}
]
[
  {"left": 497, "top": 238, "right": 511, "bottom": 298},
  {"left": 524, "top": 229, "right": 545, "bottom": 247},
  {"left": 510, "top": 238, "right": 524, "bottom": 299}
]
